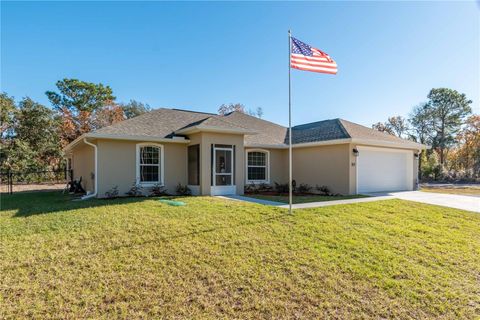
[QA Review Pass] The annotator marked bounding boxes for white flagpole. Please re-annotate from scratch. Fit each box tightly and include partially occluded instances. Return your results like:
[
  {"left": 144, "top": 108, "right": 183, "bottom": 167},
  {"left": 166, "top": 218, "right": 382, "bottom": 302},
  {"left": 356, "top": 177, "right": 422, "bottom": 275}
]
[{"left": 288, "top": 30, "right": 293, "bottom": 214}]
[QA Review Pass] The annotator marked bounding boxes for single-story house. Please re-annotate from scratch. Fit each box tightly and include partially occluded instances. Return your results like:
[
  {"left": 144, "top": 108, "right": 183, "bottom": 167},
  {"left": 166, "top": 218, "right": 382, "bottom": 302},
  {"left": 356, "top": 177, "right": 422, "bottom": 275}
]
[{"left": 64, "top": 108, "right": 425, "bottom": 198}]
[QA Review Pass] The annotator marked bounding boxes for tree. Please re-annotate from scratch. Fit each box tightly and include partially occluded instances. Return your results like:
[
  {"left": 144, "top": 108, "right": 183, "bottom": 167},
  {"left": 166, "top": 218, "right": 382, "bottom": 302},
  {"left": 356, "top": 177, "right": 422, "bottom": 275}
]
[
  {"left": 372, "top": 122, "right": 395, "bottom": 135},
  {"left": 15, "top": 97, "right": 62, "bottom": 167},
  {"left": 1, "top": 97, "right": 62, "bottom": 171},
  {"left": 427, "top": 88, "right": 472, "bottom": 165},
  {"left": 409, "top": 103, "right": 433, "bottom": 145},
  {"left": 46, "top": 79, "right": 116, "bottom": 144},
  {"left": 218, "top": 103, "right": 246, "bottom": 115},
  {"left": 386, "top": 116, "right": 409, "bottom": 138},
  {"left": 120, "top": 100, "right": 151, "bottom": 119},
  {"left": 255, "top": 107, "right": 264, "bottom": 119},
  {"left": 0, "top": 92, "right": 16, "bottom": 138},
  {"left": 92, "top": 103, "right": 125, "bottom": 129},
  {"left": 453, "top": 115, "right": 480, "bottom": 177},
  {"left": 409, "top": 103, "right": 434, "bottom": 178},
  {"left": 372, "top": 116, "right": 408, "bottom": 137}
]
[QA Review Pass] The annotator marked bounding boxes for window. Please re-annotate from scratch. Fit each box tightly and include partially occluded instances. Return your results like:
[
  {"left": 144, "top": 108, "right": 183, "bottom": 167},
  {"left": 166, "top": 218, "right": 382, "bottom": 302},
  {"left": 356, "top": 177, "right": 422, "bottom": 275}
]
[
  {"left": 188, "top": 145, "right": 200, "bottom": 185},
  {"left": 246, "top": 150, "right": 269, "bottom": 183},
  {"left": 136, "top": 143, "right": 164, "bottom": 185}
]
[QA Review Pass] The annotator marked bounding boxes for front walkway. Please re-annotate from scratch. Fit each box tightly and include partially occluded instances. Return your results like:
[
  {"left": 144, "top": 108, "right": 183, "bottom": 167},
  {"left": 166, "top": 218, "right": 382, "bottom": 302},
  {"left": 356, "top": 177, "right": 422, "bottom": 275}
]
[{"left": 218, "top": 191, "right": 480, "bottom": 213}]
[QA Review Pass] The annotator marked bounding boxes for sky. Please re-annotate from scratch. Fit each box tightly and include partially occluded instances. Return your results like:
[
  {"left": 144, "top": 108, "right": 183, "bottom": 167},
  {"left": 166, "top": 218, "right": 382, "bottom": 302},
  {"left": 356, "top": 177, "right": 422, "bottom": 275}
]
[{"left": 1, "top": 1, "right": 479, "bottom": 127}]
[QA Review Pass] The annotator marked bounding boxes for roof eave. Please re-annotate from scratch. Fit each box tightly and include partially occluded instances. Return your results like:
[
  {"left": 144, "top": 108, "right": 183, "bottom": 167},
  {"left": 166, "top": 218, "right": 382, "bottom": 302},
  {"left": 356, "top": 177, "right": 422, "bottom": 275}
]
[
  {"left": 64, "top": 133, "right": 191, "bottom": 152},
  {"left": 351, "top": 138, "right": 427, "bottom": 150}
]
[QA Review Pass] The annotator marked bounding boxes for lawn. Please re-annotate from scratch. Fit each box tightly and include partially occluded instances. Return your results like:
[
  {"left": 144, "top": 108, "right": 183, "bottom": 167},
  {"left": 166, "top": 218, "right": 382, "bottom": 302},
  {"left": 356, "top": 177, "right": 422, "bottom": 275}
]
[
  {"left": 421, "top": 186, "right": 480, "bottom": 196},
  {"left": 1, "top": 192, "right": 479, "bottom": 319},
  {"left": 244, "top": 193, "right": 369, "bottom": 204}
]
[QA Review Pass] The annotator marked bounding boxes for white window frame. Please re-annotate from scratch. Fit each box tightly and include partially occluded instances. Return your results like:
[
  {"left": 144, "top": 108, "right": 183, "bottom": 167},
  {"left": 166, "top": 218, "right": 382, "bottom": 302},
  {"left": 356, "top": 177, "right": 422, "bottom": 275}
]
[
  {"left": 136, "top": 143, "right": 164, "bottom": 187},
  {"left": 246, "top": 149, "right": 270, "bottom": 184}
]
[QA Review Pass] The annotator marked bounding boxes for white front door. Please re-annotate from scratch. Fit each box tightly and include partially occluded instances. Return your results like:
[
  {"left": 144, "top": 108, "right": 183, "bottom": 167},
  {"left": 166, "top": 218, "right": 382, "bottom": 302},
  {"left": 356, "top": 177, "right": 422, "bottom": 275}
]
[
  {"left": 357, "top": 146, "right": 413, "bottom": 193},
  {"left": 211, "top": 147, "right": 236, "bottom": 195}
]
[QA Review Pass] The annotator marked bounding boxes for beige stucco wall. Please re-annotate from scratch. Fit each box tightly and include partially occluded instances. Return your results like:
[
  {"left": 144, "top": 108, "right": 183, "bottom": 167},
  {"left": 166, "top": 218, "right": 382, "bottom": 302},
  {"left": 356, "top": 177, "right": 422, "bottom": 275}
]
[
  {"left": 292, "top": 144, "right": 351, "bottom": 195},
  {"left": 95, "top": 139, "right": 187, "bottom": 197},
  {"left": 71, "top": 142, "right": 95, "bottom": 193},
  {"left": 197, "top": 132, "right": 245, "bottom": 195}
]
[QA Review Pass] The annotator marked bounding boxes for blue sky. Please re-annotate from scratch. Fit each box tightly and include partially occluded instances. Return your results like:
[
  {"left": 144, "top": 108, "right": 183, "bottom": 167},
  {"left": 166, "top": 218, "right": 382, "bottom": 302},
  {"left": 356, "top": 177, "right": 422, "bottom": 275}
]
[{"left": 1, "top": 1, "right": 479, "bottom": 127}]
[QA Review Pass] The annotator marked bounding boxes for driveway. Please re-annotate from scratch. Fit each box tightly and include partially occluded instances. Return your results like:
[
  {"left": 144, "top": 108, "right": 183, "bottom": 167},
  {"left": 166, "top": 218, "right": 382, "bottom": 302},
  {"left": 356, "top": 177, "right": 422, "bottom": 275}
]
[
  {"left": 220, "top": 192, "right": 479, "bottom": 213},
  {"left": 372, "top": 191, "right": 480, "bottom": 213}
]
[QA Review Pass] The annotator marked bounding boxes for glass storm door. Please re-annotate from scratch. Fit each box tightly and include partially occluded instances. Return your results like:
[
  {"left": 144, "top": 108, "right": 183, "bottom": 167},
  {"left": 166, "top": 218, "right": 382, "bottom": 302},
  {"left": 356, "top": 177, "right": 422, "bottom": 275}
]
[{"left": 214, "top": 147, "right": 233, "bottom": 186}]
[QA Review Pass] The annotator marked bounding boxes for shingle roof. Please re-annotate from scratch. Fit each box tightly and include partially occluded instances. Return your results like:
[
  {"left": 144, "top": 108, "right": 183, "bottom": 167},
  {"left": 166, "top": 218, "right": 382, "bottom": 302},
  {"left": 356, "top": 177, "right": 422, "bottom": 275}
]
[
  {"left": 90, "top": 108, "right": 423, "bottom": 149},
  {"left": 94, "top": 108, "right": 214, "bottom": 138},
  {"left": 285, "top": 119, "right": 350, "bottom": 144}
]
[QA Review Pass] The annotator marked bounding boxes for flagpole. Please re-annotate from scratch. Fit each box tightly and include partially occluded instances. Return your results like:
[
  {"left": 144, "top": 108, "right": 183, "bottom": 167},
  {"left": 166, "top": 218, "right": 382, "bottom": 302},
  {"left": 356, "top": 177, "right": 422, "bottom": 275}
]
[{"left": 288, "top": 30, "right": 293, "bottom": 215}]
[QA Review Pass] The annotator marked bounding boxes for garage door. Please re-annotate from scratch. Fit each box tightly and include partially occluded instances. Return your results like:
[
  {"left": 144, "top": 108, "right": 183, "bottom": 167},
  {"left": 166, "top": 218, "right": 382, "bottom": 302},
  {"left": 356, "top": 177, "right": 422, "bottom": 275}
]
[{"left": 357, "top": 147, "right": 413, "bottom": 193}]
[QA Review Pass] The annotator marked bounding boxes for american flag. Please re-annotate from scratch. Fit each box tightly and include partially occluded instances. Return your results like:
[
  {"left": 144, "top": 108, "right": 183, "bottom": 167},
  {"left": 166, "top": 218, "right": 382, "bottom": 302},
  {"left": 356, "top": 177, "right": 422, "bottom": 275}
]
[{"left": 291, "top": 37, "right": 337, "bottom": 75}]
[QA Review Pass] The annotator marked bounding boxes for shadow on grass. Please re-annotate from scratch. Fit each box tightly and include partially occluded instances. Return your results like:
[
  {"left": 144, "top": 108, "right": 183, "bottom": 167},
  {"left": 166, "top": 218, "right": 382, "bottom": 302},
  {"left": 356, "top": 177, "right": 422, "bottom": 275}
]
[{"left": 0, "top": 191, "right": 163, "bottom": 218}]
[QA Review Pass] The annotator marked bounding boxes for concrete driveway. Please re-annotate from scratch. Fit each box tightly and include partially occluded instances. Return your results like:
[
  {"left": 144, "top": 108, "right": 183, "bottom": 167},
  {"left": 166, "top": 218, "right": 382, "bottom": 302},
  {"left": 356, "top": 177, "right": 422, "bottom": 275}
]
[{"left": 373, "top": 191, "right": 480, "bottom": 213}]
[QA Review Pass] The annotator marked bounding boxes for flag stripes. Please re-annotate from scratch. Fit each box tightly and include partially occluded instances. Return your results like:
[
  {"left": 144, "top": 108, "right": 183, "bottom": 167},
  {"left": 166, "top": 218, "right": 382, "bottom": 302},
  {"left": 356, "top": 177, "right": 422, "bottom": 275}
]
[{"left": 290, "top": 37, "right": 337, "bottom": 74}]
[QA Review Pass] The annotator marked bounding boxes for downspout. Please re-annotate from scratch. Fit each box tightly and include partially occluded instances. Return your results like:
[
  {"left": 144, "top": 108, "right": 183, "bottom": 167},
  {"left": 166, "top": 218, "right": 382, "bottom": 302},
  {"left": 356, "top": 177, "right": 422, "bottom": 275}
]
[{"left": 81, "top": 138, "right": 98, "bottom": 199}]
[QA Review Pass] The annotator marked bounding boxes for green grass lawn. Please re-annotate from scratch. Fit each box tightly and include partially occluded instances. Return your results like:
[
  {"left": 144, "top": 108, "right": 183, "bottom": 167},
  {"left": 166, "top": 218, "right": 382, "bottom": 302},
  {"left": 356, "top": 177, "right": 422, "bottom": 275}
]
[
  {"left": 245, "top": 193, "right": 369, "bottom": 204},
  {"left": 1, "top": 192, "right": 479, "bottom": 319},
  {"left": 421, "top": 186, "right": 480, "bottom": 196}
]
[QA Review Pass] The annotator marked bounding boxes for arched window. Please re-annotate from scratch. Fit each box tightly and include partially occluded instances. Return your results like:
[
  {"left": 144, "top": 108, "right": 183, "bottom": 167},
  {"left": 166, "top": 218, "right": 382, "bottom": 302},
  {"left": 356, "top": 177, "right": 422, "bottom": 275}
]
[
  {"left": 246, "top": 150, "right": 270, "bottom": 183},
  {"left": 136, "top": 143, "right": 164, "bottom": 186}
]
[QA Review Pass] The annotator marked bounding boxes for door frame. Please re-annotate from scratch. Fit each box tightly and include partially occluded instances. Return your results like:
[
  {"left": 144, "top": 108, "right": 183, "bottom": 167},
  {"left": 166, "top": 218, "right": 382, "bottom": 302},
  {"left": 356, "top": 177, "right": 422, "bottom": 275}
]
[{"left": 212, "top": 146, "right": 236, "bottom": 195}]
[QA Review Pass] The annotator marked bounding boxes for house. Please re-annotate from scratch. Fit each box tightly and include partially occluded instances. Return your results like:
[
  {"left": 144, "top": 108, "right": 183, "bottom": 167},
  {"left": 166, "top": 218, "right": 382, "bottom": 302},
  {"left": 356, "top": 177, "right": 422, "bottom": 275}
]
[{"left": 64, "top": 108, "right": 425, "bottom": 198}]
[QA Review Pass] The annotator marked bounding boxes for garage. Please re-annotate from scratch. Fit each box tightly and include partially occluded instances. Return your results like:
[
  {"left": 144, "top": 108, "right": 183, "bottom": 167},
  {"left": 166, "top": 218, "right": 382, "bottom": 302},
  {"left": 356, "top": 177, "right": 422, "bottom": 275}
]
[{"left": 357, "top": 146, "right": 414, "bottom": 193}]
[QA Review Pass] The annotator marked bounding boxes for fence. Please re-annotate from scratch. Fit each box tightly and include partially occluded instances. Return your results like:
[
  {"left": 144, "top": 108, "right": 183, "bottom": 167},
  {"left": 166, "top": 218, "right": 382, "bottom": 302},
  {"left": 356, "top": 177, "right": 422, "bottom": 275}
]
[{"left": 0, "top": 169, "right": 73, "bottom": 194}]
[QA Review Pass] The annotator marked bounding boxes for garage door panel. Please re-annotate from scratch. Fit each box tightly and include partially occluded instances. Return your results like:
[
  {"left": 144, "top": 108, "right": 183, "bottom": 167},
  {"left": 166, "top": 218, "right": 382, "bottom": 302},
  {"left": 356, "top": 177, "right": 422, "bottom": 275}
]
[{"left": 357, "top": 147, "right": 413, "bottom": 193}]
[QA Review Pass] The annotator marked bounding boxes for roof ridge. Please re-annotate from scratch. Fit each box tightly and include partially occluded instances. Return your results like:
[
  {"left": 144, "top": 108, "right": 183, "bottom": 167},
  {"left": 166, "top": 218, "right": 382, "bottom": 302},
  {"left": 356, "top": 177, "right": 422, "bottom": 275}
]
[
  {"left": 336, "top": 119, "right": 351, "bottom": 139},
  {"left": 171, "top": 108, "right": 217, "bottom": 115}
]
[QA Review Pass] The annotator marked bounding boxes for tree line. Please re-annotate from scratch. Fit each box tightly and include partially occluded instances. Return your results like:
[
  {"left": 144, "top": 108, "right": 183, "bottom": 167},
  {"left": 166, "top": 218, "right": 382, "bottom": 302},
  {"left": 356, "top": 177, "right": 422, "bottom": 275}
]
[
  {"left": 372, "top": 88, "right": 478, "bottom": 181},
  {"left": 1, "top": 78, "right": 151, "bottom": 173}
]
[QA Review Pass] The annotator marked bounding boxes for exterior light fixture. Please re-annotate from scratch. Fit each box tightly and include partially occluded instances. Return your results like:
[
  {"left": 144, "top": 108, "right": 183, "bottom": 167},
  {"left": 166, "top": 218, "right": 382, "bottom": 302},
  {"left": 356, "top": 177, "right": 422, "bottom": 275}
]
[{"left": 353, "top": 148, "right": 359, "bottom": 157}]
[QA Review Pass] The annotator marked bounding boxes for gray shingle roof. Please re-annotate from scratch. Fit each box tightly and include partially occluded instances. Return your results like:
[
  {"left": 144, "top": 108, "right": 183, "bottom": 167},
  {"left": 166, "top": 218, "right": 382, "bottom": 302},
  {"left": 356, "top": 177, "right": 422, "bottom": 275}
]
[
  {"left": 94, "top": 108, "right": 214, "bottom": 138},
  {"left": 285, "top": 119, "right": 350, "bottom": 144},
  {"left": 90, "top": 108, "right": 422, "bottom": 148}
]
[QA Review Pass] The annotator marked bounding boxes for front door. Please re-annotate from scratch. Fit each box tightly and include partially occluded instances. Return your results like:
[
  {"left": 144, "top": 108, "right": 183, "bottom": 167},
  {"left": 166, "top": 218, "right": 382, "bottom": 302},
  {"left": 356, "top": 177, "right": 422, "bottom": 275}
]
[{"left": 212, "top": 146, "right": 235, "bottom": 195}]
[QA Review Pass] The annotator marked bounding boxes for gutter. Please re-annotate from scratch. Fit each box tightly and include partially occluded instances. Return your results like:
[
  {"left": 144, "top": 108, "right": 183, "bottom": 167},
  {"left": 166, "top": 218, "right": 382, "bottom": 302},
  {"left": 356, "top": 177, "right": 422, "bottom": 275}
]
[{"left": 81, "top": 138, "right": 98, "bottom": 200}]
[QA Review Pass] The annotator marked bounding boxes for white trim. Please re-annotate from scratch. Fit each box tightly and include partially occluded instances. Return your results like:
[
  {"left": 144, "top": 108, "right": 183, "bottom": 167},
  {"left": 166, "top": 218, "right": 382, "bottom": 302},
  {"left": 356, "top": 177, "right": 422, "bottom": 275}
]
[
  {"left": 81, "top": 138, "right": 98, "bottom": 199},
  {"left": 245, "top": 149, "right": 270, "bottom": 184},
  {"left": 211, "top": 185, "right": 236, "bottom": 196},
  {"left": 135, "top": 143, "right": 165, "bottom": 187},
  {"left": 244, "top": 138, "right": 425, "bottom": 150},
  {"left": 64, "top": 133, "right": 190, "bottom": 152},
  {"left": 212, "top": 146, "right": 234, "bottom": 189}
]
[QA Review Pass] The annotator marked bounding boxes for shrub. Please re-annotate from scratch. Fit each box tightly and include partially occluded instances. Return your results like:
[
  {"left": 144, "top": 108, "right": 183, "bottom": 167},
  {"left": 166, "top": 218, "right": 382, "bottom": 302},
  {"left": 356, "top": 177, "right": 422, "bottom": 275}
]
[
  {"left": 257, "top": 183, "right": 272, "bottom": 193},
  {"left": 104, "top": 186, "right": 119, "bottom": 199},
  {"left": 126, "top": 182, "right": 144, "bottom": 197},
  {"left": 316, "top": 185, "right": 330, "bottom": 196},
  {"left": 244, "top": 183, "right": 258, "bottom": 194},
  {"left": 297, "top": 183, "right": 312, "bottom": 194},
  {"left": 176, "top": 183, "right": 192, "bottom": 196},
  {"left": 150, "top": 183, "right": 168, "bottom": 196},
  {"left": 274, "top": 182, "right": 289, "bottom": 193}
]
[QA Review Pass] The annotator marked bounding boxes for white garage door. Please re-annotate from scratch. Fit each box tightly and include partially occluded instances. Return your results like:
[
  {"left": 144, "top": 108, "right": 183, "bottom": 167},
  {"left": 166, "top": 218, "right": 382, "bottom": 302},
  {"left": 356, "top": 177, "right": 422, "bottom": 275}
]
[{"left": 357, "top": 147, "right": 413, "bottom": 193}]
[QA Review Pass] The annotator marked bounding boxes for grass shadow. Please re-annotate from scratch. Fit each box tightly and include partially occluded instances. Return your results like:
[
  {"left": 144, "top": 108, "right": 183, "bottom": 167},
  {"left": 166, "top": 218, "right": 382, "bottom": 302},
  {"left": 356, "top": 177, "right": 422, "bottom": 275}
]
[{"left": 1, "top": 191, "right": 157, "bottom": 217}]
